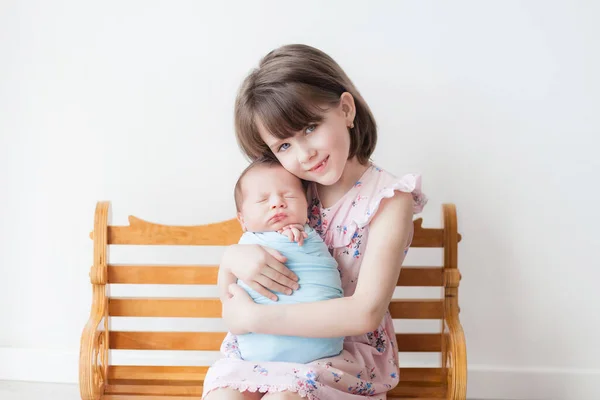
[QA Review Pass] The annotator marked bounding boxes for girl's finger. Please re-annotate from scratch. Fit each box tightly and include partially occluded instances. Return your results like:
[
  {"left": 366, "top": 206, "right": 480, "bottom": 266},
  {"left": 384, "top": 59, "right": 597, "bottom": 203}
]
[
  {"left": 228, "top": 283, "right": 246, "bottom": 297},
  {"left": 247, "top": 281, "right": 278, "bottom": 301},
  {"left": 263, "top": 247, "right": 288, "bottom": 263},
  {"left": 262, "top": 266, "right": 299, "bottom": 291},
  {"left": 262, "top": 248, "right": 297, "bottom": 282},
  {"left": 256, "top": 275, "right": 293, "bottom": 297}
]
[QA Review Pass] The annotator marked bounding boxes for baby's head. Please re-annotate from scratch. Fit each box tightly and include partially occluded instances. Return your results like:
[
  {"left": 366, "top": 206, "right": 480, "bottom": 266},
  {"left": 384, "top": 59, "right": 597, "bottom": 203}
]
[{"left": 234, "top": 159, "right": 308, "bottom": 232}]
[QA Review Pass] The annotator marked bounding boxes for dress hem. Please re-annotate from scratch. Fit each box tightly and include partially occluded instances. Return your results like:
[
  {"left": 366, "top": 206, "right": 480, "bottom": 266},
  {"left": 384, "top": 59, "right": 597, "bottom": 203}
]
[{"left": 203, "top": 382, "right": 315, "bottom": 400}]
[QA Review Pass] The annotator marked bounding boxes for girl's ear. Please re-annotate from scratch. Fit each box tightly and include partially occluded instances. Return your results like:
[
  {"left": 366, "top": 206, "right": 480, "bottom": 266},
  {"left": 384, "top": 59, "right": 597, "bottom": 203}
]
[
  {"left": 236, "top": 212, "right": 247, "bottom": 232},
  {"left": 340, "top": 92, "right": 357, "bottom": 126}
]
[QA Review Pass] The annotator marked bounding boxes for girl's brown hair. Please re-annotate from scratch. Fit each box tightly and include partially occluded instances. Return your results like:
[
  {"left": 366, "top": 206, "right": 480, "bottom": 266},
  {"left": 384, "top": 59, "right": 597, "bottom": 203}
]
[{"left": 234, "top": 44, "right": 377, "bottom": 164}]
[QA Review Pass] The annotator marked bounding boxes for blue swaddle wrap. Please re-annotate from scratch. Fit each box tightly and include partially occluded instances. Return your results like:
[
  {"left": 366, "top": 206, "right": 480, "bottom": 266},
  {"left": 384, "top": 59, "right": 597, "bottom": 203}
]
[{"left": 236, "top": 226, "right": 344, "bottom": 363}]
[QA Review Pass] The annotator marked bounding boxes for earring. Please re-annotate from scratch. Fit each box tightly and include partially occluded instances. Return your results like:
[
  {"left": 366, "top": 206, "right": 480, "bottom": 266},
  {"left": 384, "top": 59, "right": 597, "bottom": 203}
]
[{"left": 350, "top": 122, "right": 355, "bottom": 129}]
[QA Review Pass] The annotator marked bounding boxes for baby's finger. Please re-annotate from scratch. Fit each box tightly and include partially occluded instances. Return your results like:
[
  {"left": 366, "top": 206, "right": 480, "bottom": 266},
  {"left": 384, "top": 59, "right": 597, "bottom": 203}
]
[
  {"left": 291, "top": 227, "right": 301, "bottom": 242},
  {"left": 299, "top": 230, "right": 308, "bottom": 246},
  {"left": 284, "top": 230, "right": 294, "bottom": 242}
]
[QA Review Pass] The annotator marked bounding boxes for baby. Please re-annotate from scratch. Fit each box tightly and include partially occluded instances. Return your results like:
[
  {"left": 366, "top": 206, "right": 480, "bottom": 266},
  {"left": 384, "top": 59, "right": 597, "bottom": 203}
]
[{"left": 229, "top": 158, "right": 344, "bottom": 363}]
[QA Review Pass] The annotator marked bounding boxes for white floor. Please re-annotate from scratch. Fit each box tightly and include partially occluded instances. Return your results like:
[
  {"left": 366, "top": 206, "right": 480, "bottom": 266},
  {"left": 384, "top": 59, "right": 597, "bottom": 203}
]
[
  {"left": 0, "top": 380, "right": 492, "bottom": 400},
  {"left": 0, "top": 380, "right": 81, "bottom": 400}
]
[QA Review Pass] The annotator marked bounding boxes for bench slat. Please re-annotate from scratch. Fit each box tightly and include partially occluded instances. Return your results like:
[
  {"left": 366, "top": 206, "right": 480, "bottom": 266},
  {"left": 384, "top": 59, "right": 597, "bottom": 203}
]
[
  {"left": 108, "top": 366, "right": 208, "bottom": 381},
  {"left": 107, "top": 366, "right": 444, "bottom": 383},
  {"left": 106, "top": 217, "right": 243, "bottom": 246},
  {"left": 108, "top": 265, "right": 219, "bottom": 285},
  {"left": 109, "top": 332, "right": 441, "bottom": 352},
  {"left": 105, "top": 382, "right": 447, "bottom": 397},
  {"left": 398, "top": 267, "right": 444, "bottom": 286},
  {"left": 108, "top": 298, "right": 444, "bottom": 319},
  {"left": 106, "top": 366, "right": 446, "bottom": 398},
  {"left": 389, "top": 381, "right": 447, "bottom": 398},
  {"left": 109, "top": 331, "right": 224, "bottom": 351},
  {"left": 108, "top": 265, "right": 443, "bottom": 287},
  {"left": 103, "top": 217, "right": 446, "bottom": 248},
  {"left": 389, "top": 299, "right": 444, "bottom": 319},
  {"left": 106, "top": 384, "right": 201, "bottom": 396},
  {"left": 108, "top": 298, "right": 221, "bottom": 318}
]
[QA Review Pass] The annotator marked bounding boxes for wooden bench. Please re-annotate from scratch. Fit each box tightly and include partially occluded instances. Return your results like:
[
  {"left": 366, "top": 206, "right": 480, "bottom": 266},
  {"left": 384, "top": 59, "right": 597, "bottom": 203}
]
[{"left": 79, "top": 201, "right": 466, "bottom": 400}]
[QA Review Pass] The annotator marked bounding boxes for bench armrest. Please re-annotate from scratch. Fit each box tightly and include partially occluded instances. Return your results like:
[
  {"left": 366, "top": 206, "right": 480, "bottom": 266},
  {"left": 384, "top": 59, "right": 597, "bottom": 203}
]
[
  {"left": 444, "top": 306, "right": 467, "bottom": 400},
  {"left": 80, "top": 202, "right": 110, "bottom": 400},
  {"left": 79, "top": 284, "right": 108, "bottom": 400}
]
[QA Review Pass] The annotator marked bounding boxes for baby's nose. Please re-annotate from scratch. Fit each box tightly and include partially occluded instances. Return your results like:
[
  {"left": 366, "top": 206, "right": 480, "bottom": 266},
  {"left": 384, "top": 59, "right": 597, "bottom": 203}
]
[{"left": 270, "top": 197, "right": 286, "bottom": 208}]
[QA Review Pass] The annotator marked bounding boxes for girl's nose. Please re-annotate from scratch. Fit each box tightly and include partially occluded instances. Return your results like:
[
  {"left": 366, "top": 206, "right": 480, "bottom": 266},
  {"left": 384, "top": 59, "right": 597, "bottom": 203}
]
[{"left": 297, "top": 144, "right": 317, "bottom": 164}]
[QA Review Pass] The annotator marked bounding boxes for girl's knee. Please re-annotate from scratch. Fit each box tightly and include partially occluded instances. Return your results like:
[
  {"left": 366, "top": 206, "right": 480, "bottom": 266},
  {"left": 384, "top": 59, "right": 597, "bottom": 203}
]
[
  {"left": 205, "top": 388, "right": 263, "bottom": 400},
  {"left": 262, "top": 391, "right": 305, "bottom": 400}
]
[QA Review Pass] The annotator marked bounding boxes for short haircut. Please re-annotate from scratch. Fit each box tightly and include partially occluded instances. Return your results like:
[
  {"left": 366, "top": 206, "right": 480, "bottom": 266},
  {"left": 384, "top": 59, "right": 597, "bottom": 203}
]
[{"left": 234, "top": 157, "right": 280, "bottom": 212}]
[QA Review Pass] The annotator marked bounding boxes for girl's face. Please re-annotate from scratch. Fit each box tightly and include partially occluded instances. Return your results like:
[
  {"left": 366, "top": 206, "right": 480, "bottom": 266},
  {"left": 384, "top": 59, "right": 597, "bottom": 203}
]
[{"left": 257, "top": 93, "right": 356, "bottom": 186}]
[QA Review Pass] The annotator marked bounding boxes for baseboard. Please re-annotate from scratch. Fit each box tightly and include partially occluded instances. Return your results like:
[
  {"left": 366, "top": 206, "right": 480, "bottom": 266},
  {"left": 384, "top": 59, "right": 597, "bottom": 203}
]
[
  {"left": 1, "top": 348, "right": 599, "bottom": 399},
  {"left": 0, "top": 348, "right": 79, "bottom": 384},
  {"left": 467, "top": 365, "right": 600, "bottom": 399}
]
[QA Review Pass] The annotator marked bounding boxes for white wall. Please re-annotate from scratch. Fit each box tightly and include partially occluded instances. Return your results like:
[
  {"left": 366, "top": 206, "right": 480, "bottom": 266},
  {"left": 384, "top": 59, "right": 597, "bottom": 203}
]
[{"left": 1, "top": 1, "right": 599, "bottom": 399}]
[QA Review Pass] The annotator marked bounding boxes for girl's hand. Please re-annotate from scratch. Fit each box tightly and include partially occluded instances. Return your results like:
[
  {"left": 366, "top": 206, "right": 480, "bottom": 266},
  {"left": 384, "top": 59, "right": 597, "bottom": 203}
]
[
  {"left": 222, "top": 284, "right": 257, "bottom": 335},
  {"left": 277, "top": 223, "right": 309, "bottom": 246},
  {"left": 222, "top": 244, "right": 299, "bottom": 301}
]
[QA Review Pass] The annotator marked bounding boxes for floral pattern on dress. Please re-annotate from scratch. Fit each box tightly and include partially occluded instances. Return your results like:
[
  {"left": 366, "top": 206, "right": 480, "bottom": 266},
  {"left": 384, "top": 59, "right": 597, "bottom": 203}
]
[
  {"left": 366, "top": 327, "right": 387, "bottom": 353},
  {"left": 331, "top": 371, "right": 342, "bottom": 383},
  {"left": 309, "top": 196, "right": 326, "bottom": 238},
  {"left": 201, "top": 164, "right": 427, "bottom": 400},
  {"left": 342, "top": 228, "right": 363, "bottom": 259},
  {"left": 294, "top": 370, "right": 319, "bottom": 397},
  {"left": 222, "top": 334, "right": 242, "bottom": 358},
  {"left": 348, "top": 381, "right": 376, "bottom": 396},
  {"left": 253, "top": 365, "right": 268, "bottom": 376}
]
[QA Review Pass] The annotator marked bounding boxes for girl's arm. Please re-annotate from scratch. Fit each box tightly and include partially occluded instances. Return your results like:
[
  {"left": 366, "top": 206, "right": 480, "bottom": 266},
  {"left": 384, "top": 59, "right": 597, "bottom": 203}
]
[{"left": 226, "top": 191, "right": 414, "bottom": 337}]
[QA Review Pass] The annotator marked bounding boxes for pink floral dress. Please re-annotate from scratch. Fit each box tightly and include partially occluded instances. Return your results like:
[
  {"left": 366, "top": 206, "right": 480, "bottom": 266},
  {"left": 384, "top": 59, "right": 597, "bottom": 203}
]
[{"left": 202, "top": 163, "right": 427, "bottom": 400}]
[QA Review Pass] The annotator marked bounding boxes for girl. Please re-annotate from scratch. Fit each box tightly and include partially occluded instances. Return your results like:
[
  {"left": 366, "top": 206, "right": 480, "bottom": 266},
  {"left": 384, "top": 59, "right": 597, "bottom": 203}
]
[{"left": 204, "top": 44, "right": 427, "bottom": 400}]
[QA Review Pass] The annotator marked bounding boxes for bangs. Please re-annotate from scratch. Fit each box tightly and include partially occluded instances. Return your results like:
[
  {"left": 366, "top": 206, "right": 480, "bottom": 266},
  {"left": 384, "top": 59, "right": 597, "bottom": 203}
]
[
  {"left": 253, "top": 83, "right": 339, "bottom": 140},
  {"left": 235, "top": 44, "right": 377, "bottom": 163}
]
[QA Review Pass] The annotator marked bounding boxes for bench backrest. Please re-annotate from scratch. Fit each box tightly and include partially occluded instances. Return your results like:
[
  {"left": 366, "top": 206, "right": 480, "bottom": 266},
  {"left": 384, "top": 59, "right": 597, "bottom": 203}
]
[{"left": 81, "top": 201, "right": 461, "bottom": 399}]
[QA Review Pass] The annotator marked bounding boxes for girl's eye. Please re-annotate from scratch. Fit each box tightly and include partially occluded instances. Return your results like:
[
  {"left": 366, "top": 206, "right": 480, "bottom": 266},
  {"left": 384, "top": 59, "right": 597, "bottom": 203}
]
[
  {"left": 278, "top": 143, "right": 291, "bottom": 152},
  {"left": 305, "top": 124, "right": 317, "bottom": 134}
]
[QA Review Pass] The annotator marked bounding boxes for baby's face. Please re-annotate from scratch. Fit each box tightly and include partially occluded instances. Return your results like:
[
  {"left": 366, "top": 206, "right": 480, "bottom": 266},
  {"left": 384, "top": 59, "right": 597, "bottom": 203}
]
[{"left": 238, "top": 164, "right": 308, "bottom": 232}]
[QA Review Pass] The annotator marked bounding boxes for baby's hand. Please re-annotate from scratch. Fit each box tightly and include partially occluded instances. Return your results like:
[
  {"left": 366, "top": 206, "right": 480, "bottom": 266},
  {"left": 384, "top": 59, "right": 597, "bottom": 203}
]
[{"left": 277, "top": 223, "right": 309, "bottom": 246}]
